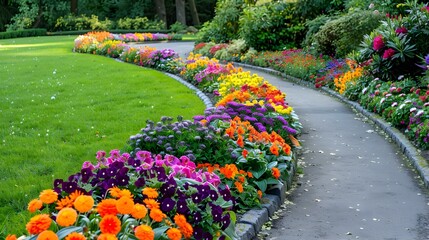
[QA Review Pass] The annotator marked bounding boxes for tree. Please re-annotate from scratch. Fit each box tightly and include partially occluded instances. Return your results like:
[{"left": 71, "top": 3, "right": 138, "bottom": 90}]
[
  {"left": 175, "top": 0, "right": 186, "bottom": 25},
  {"left": 187, "top": 0, "right": 200, "bottom": 26},
  {"left": 71, "top": 0, "right": 77, "bottom": 15},
  {"left": 154, "top": 0, "right": 167, "bottom": 26}
]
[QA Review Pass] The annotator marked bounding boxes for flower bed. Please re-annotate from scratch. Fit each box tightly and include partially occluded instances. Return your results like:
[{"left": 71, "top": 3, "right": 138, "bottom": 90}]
[{"left": 6, "top": 32, "right": 302, "bottom": 240}]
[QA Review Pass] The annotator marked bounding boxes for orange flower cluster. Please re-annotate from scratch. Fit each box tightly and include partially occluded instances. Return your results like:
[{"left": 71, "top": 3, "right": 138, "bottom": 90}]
[
  {"left": 86, "top": 31, "right": 114, "bottom": 42},
  {"left": 174, "top": 214, "right": 194, "bottom": 239},
  {"left": 225, "top": 116, "right": 292, "bottom": 156}
]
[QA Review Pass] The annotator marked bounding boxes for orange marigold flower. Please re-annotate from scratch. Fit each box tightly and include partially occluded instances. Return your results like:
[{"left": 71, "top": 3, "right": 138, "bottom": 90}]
[
  {"left": 242, "top": 149, "right": 248, "bottom": 158},
  {"left": 270, "top": 143, "right": 279, "bottom": 156},
  {"left": 119, "top": 189, "right": 133, "bottom": 199},
  {"left": 37, "top": 230, "right": 58, "bottom": 240},
  {"left": 6, "top": 234, "right": 17, "bottom": 240},
  {"left": 247, "top": 171, "right": 253, "bottom": 178},
  {"left": 109, "top": 187, "right": 122, "bottom": 198},
  {"left": 74, "top": 195, "right": 94, "bottom": 213},
  {"left": 97, "top": 199, "right": 118, "bottom": 217},
  {"left": 149, "top": 208, "right": 166, "bottom": 222},
  {"left": 56, "top": 196, "right": 73, "bottom": 210},
  {"left": 225, "top": 127, "right": 235, "bottom": 138},
  {"left": 234, "top": 181, "right": 244, "bottom": 193},
  {"left": 257, "top": 190, "right": 263, "bottom": 199},
  {"left": 27, "top": 199, "right": 43, "bottom": 213},
  {"left": 135, "top": 225, "right": 154, "bottom": 240},
  {"left": 180, "top": 222, "right": 193, "bottom": 239},
  {"left": 174, "top": 214, "right": 188, "bottom": 228},
  {"left": 142, "top": 187, "right": 159, "bottom": 199},
  {"left": 26, "top": 214, "right": 52, "bottom": 235},
  {"left": 99, "top": 215, "right": 121, "bottom": 235},
  {"left": 131, "top": 203, "right": 148, "bottom": 219},
  {"left": 65, "top": 232, "right": 86, "bottom": 240},
  {"left": 97, "top": 233, "right": 118, "bottom": 240},
  {"left": 116, "top": 196, "right": 134, "bottom": 215},
  {"left": 166, "top": 228, "right": 182, "bottom": 240},
  {"left": 220, "top": 164, "right": 238, "bottom": 179},
  {"left": 68, "top": 190, "right": 84, "bottom": 202},
  {"left": 282, "top": 144, "right": 291, "bottom": 155},
  {"left": 237, "top": 126, "right": 245, "bottom": 135},
  {"left": 238, "top": 176, "right": 246, "bottom": 183},
  {"left": 271, "top": 167, "right": 281, "bottom": 179},
  {"left": 57, "top": 207, "right": 78, "bottom": 227},
  {"left": 143, "top": 198, "right": 160, "bottom": 209},
  {"left": 236, "top": 135, "right": 244, "bottom": 147},
  {"left": 39, "top": 189, "right": 58, "bottom": 204}
]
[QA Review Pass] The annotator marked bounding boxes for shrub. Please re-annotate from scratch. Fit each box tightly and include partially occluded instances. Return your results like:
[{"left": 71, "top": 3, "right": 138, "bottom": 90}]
[
  {"left": 55, "top": 14, "right": 113, "bottom": 31},
  {"left": 302, "top": 15, "right": 335, "bottom": 50},
  {"left": 198, "top": 0, "right": 244, "bottom": 43},
  {"left": 0, "top": 28, "right": 46, "bottom": 39},
  {"left": 239, "top": 1, "right": 305, "bottom": 51},
  {"left": 359, "top": 1, "right": 429, "bottom": 81},
  {"left": 296, "top": 0, "right": 345, "bottom": 19},
  {"left": 169, "top": 21, "right": 187, "bottom": 33},
  {"left": 116, "top": 17, "right": 166, "bottom": 30},
  {"left": 313, "top": 10, "right": 383, "bottom": 57}
]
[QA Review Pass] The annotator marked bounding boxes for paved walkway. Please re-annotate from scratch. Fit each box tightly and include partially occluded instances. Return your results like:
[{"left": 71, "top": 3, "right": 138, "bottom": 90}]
[{"left": 143, "top": 42, "right": 429, "bottom": 239}]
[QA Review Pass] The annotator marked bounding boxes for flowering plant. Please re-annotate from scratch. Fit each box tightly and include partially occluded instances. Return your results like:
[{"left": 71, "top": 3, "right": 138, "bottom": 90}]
[
  {"left": 6, "top": 150, "right": 237, "bottom": 240},
  {"left": 334, "top": 59, "right": 364, "bottom": 94}
]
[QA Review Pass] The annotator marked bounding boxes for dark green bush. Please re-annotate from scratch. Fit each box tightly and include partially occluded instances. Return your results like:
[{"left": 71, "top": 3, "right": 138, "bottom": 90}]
[
  {"left": 197, "top": 0, "right": 244, "bottom": 43},
  {"left": 302, "top": 15, "right": 336, "bottom": 50},
  {"left": 116, "top": 17, "right": 166, "bottom": 30},
  {"left": 0, "top": 28, "right": 47, "bottom": 39},
  {"left": 313, "top": 10, "right": 383, "bottom": 57},
  {"left": 54, "top": 14, "right": 113, "bottom": 31},
  {"left": 239, "top": 1, "right": 305, "bottom": 51},
  {"left": 359, "top": 1, "right": 429, "bottom": 81},
  {"left": 297, "top": 0, "right": 345, "bottom": 20}
]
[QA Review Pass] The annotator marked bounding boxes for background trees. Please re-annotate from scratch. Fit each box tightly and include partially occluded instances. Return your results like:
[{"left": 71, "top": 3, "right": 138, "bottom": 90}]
[{"left": 1, "top": 0, "right": 216, "bottom": 31}]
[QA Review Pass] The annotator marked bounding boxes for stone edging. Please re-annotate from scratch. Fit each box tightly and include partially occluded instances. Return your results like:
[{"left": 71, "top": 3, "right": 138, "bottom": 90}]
[
  {"left": 233, "top": 62, "right": 429, "bottom": 189},
  {"left": 163, "top": 70, "right": 298, "bottom": 240}
]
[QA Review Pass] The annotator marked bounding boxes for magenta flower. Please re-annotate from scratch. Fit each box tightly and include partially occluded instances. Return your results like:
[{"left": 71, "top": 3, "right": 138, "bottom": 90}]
[
  {"left": 373, "top": 35, "right": 385, "bottom": 51},
  {"left": 382, "top": 48, "right": 395, "bottom": 59},
  {"left": 395, "top": 27, "right": 408, "bottom": 35}
]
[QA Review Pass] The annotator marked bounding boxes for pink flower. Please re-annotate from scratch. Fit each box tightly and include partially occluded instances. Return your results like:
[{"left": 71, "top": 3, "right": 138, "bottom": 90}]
[
  {"left": 421, "top": 6, "right": 429, "bottom": 12},
  {"left": 373, "top": 35, "right": 385, "bottom": 51},
  {"left": 382, "top": 48, "right": 395, "bottom": 59},
  {"left": 96, "top": 151, "right": 106, "bottom": 160},
  {"left": 395, "top": 27, "right": 408, "bottom": 35}
]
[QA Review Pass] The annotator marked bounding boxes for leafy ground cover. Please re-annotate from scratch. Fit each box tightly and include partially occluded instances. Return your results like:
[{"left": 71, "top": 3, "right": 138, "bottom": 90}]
[
  {"left": 4, "top": 32, "right": 302, "bottom": 240},
  {"left": 0, "top": 35, "right": 205, "bottom": 237}
]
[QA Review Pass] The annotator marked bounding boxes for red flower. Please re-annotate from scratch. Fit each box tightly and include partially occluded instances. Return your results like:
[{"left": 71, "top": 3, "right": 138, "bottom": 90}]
[
  {"left": 382, "top": 48, "right": 395, "bottom": 59},
  {"left": 373, "top": 35, "right": 385, "bottom": 51},
  {"left": 395, "top": 27, "right": 408, "bottom": 35}
]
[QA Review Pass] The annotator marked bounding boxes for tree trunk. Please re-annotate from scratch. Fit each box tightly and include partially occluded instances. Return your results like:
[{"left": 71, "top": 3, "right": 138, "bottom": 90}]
[
  {"left": 153, "top": 0, "right": 167, "bottom": 28},
  {"left": 71, "top": 0, "right": 78, "bottom": 15},
  {"left": 187, "top": 0, "right": 199, "bottom": 26},
  {"left": 32, "top": 0, "right": 43, "bottom": 28},
  {"left": 175, "top": 0, "right": 186, "bottom": 26}
]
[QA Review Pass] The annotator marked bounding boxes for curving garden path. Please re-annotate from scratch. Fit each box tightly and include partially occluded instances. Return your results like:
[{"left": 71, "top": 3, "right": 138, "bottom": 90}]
[{"left": 146, "top": 42, "right": 429, "bottom": 239}]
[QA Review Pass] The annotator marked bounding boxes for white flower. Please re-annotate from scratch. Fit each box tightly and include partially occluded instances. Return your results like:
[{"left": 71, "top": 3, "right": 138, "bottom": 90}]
[
  {"left": 410, "top": 107, "right": 417, "bottom": 113},
  {"left": 416, "top": 110, "right": 424, "bottom": 117},
  {"left": 380, "top": 98, "right": 385, "bottom": 104},
  {"left": 369, "top": 3, "right": 375, "bottom": 9},
  {"left": 391, "top": 102, "right": 398, "bottom": 107},
  {"left": 362, "top": 87, "right": 368, "bottom": 94}
]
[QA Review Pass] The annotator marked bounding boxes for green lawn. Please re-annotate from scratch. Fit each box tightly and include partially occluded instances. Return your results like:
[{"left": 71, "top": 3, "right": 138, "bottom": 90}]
[{"left": 0, "top": 36, "right": 205, "bottom": 237}]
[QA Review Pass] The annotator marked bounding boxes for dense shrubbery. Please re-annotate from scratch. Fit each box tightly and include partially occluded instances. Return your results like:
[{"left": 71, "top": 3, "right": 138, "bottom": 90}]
[
  {"left": 54, "top": 15, "right": 166, "bottom": 31},
  {"left": 198, "top": 0, "right": 244, "bottom": 43},
  {"left": 0, "top": 28, "right": 46, "bottom": 39},
  {"left": 313, "top": 10, "right": 383, "bottom": 57},
  {"left": 239, "top": 1, "right": 305, "bottom": 51}
]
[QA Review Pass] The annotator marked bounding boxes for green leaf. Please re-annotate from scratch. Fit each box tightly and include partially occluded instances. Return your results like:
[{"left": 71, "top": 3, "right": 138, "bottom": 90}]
[
  {"left": 57, "top": 226, "right": 84, "bottom": 239},
  {"left": 267, "top": 161, "right": 278, "bottom": 169},
  {"left": 254, "top": 179, "right": 268, "bottom": 192},
  {"left": 154, "top": 226, "right": 169, "bottom": 239}
]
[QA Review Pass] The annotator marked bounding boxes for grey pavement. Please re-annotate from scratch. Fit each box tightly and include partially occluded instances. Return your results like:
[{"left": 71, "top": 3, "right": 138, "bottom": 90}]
[{"left": 142, "top": 42, "right": 429, "bottom": 240}]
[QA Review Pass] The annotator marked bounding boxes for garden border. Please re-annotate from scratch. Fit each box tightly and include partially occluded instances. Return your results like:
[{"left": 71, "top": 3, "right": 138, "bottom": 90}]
[
  {"left": 161, "top": 70, "right": 299, "bottom": 240},
  {"left": 232, "top": 62, "right": 429, "bottom": 189}
]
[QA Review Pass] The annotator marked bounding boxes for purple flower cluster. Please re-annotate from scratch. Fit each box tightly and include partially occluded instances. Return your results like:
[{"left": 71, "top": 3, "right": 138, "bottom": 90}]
[
  {"left": 195, "top": 101, "right": 298, "bottom": 137},
  {"left": 127, "top": 116, "right": 233, "bottom": 165},
  {"left": 194, "top": 62, "right": 229, "bottom": 84},
  {"left": 53, "top": 149, "right": 234, "bottom": 239},
  {"left": 147, "top": 49, "right": 178, "bottom": 69}
]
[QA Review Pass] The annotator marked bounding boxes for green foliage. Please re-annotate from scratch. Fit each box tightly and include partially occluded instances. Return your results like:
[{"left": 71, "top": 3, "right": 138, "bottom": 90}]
[
  {"left": 345, "top": 0, "right": 426, "bottom": 15},
  {"left": 198, "top": 0, "right": 244, "bottom": 43},
  {"left": 169, "top": 21, "right": 187, "bottom": 33},
  {"left": 239, "top": 1, "right": 305, "bottom": 51},
  {"left": 359, "top": 0, "right": 429, "bottom": 81},
  {"left": 296, "top": 0, "right": 345, "bottom": 19},
  {"left": 116, "top": 16, "right": 166, "bottom": 30},
  {"left": 313, "top": 10, "right": 383, "bottom": 57},
  {"left": 302, "top": 14, "right": 336, "bottom": 50},
  {"left": 0, "top": 28, "right": 46, "bottom": 39},
  {"left": 0, "top": 36, "right": 205, "bottom": 236},
  {"left": 54, "top": 14, "right": 113, "bottom": 31}
]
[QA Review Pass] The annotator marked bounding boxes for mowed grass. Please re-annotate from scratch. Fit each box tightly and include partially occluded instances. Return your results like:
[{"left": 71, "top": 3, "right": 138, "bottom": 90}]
[{"left": 0, "top": 36, "right": 205, "bottom": 236}]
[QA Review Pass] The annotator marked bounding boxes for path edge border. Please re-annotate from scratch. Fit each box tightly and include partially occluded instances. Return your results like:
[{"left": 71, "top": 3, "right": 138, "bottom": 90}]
[{"left": 233, "top": 62, "right": 429, "bottom": 190}]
